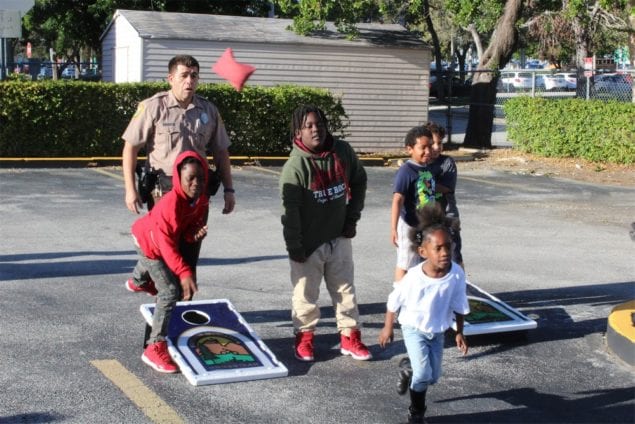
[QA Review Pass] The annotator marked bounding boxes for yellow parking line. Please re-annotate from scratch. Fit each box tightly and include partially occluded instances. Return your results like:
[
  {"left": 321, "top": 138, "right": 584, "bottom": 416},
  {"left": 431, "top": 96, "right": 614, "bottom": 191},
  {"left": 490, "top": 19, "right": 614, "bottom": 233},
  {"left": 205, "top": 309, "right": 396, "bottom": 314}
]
[
  {"left": 91, "top": 167, "right": 124, "bottom": 181},
  {"left": 90, "top": 359, "right": 184, "bottom": 424},
  {"left": 249, "top": 165, "right": 281, "bottom": 176},
  {"left": 461, "top": 175, "right": 544, "bottom": 191}
]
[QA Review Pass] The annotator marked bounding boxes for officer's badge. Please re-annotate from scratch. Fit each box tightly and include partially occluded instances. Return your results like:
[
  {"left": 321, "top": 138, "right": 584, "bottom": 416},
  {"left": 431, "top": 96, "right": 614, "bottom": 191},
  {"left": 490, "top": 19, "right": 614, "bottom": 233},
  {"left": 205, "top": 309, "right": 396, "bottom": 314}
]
[{"left": 201, "top": 112, "right": 209, "bottom": 124}]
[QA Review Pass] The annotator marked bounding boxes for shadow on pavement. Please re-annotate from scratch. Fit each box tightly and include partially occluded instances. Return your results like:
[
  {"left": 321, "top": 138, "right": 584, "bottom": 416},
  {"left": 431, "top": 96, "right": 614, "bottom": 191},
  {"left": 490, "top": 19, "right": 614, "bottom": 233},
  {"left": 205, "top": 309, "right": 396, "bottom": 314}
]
[{"left": 434, "top": 386, "right": 634, "bottom": 423}]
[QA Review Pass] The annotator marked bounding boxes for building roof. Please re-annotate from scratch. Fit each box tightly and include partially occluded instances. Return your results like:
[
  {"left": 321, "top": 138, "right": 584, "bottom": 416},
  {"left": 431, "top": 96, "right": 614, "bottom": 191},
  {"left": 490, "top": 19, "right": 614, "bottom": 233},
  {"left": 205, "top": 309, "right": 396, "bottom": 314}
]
[{"left": 105, "top": 9, "right": 427, "bottom": 49}]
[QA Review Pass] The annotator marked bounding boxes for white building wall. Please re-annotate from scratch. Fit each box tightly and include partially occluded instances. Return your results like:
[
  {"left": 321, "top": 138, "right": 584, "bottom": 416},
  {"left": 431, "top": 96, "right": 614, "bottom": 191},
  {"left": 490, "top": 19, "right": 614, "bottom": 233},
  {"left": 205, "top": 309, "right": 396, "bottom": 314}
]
[{"left": 101, "top": 14, "right": 142, "bottom": 82}]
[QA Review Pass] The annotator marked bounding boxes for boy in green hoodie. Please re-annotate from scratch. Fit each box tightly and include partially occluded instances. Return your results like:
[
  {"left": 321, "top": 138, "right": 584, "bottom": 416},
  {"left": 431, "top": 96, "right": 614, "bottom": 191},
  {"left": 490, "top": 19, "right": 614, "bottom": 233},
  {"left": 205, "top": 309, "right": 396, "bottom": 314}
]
[{"left": 279, "top": 105, "right": 371, "bottom": 362}]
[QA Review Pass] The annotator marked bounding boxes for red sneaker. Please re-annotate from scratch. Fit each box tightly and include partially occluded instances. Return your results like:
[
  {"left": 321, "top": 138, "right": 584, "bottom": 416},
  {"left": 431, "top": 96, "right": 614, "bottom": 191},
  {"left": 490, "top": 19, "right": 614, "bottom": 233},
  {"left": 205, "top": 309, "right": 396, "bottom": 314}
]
[
  {"left": 142, "top": 341, "right": 178, "bottom": 373},
  {"left": 294, "top": 331, "right": 315, "bottom": 362},
  {"left": 340, "top": 329, "right": 372, "bottom": 360},
  {"left": 126, "top": 278, "right": 158, "bottom": 296}
]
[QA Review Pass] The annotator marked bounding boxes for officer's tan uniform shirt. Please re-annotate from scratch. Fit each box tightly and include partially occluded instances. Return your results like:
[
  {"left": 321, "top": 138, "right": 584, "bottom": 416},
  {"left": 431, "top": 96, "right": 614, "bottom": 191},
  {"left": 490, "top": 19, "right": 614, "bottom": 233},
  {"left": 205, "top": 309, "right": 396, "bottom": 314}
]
[{"left": 122, "top": 90, "right": 231, "bottom": 174}]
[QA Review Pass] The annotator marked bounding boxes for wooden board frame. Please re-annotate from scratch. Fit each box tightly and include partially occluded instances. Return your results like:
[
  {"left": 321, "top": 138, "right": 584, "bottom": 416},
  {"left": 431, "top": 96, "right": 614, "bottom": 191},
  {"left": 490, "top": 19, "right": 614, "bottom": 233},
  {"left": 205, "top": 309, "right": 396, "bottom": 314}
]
[
  {"left": 140, "top": 299, "right": 288, "bottom": 386},
  {"left": 451, "top": 281, "right": 537, "bottom": 336}
]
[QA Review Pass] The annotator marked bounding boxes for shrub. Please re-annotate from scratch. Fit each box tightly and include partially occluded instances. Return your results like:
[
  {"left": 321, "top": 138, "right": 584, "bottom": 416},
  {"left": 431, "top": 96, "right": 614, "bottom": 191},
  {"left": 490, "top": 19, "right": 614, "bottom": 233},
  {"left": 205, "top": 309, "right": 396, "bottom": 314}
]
[
  {"left": 503, "top": 97, "right": 635, "bottom": 165},
  {"left": 0, "top": 81, "right": 346, "bottom": 157}
]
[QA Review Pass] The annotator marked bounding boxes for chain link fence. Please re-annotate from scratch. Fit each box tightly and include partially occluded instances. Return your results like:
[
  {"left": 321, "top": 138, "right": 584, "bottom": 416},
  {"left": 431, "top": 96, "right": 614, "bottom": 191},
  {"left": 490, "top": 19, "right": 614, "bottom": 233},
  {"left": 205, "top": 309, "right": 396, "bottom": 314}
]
[
  {"left": 430, "top": 68, "right": 634, "bottom": 105},
  {"left": 495, "top": 69, "right": 634, "bottom": 104},
  {"left": 428, "top": 68, "right": 634, "bottom": 145},
  {"left": 3, "top": 60, "right": 102, "bottom": 81}
]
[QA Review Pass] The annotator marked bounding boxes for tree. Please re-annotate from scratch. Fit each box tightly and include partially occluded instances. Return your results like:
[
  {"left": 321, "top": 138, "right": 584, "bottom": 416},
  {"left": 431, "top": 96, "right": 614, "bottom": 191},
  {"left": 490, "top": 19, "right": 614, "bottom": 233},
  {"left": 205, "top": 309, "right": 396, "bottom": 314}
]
[
  {"left": 630, "top": 0, "right": 635, "bottom": 68},
  {"left": 22, "top": 0, "right": 273, "bottom": 73},
  {"left": 273, "top": 0, "right": 379, "bottom": 36},
  {"left": 440, "top": 0, "right": 517, "bottom": 148},
  {"left": 525, "top": 0, "right": 631, "bottom": 97},
  {"left": 21, "top": 1, "right": 118, "bottom": 78},
  {"left": 462, "top": 0, "right": 523, "bottom": 148}
]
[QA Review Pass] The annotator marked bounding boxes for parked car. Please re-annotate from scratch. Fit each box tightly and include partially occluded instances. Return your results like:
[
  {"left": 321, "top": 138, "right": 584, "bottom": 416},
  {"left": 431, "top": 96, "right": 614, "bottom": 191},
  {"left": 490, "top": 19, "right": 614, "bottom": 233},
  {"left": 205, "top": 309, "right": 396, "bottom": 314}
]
[
  {"left": 429, "top": 74, "right": 471, "bottom": 98},
  {"left": 79, "top": 68, "right": 101, "bottom": 81},
  {"left": 500, "top": 71, "right": 545, "bottom": 91},
  {"left": 554, "top": 72, "right": 577, "bottom": 90},
  {"left": 543, "top": 74, "right": 569, "bottom": 91},
  {"left": 37, "top": 66, "right": 52, "bottom": 80},
  {"left": 61, "top": 67, "right": 77, "bottom": 79},
  {"left": 526, "top": 60, "right": 544, "bottom": 69},
  {"left": 592, "top": 73, "right": 633, "bottom": 101}
]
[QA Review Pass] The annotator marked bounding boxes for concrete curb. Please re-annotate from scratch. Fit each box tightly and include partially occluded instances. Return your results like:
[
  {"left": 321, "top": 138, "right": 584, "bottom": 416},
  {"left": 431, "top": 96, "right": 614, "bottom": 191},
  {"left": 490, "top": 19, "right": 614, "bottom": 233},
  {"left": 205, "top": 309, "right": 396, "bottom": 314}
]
[
  {"left": 0, "top": 156, "right": 380, "bottom": 168},
  {"left": 0, "top": 153, "right": 475, "bottom": 168},
  {"left": 384, "top": 150, "right": 476, "bottom": 168},
  {"left": 606, "top": 300, "right": 635, "bottom": 367}
]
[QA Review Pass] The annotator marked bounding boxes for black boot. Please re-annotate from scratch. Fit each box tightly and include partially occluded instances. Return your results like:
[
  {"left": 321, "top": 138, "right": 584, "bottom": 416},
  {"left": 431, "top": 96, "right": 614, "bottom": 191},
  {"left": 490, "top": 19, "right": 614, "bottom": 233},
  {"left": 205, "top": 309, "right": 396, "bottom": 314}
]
[{"left": 408, "top": 389, "right": 427, "bottom": 424}]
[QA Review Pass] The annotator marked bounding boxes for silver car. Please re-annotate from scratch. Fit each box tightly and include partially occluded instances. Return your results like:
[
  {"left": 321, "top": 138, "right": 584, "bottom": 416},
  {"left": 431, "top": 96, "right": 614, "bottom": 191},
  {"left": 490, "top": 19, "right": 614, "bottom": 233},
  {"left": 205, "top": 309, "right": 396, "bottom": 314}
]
[{"left": 592, "top": 73, "right": 633, "bottom": 101}]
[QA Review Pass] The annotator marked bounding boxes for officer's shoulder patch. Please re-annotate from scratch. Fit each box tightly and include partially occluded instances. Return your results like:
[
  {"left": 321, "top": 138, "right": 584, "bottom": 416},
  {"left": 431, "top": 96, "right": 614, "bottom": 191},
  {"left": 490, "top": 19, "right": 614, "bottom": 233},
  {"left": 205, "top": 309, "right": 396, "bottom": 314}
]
[{"left": 132, "top": 102, "right": 145, "bottom": 119}]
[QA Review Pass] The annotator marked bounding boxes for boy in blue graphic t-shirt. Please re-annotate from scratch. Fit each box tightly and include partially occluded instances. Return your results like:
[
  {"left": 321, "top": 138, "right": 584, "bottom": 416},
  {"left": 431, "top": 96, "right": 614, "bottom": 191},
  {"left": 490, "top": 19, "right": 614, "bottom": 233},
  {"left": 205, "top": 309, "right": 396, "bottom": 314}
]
[{"left": 391, "top": 126, "right": 440, "bottom": 282}]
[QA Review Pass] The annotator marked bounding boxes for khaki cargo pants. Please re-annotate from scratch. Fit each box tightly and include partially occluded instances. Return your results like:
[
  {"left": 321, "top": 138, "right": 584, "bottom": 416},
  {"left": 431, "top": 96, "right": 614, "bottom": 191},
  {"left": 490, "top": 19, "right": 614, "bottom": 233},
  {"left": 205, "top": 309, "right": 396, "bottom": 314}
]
[{"left": 289, "top": 237, "right": 360, "bottom": 332}]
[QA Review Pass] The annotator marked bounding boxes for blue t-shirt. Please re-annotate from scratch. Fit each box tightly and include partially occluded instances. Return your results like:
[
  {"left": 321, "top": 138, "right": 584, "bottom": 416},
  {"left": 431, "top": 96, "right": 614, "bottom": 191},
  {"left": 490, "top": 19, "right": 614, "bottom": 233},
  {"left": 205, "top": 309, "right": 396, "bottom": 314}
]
[
  {"left": 432, "top": 154, "right": 459, "bottom": 218},
  {"left": 393, "top": 160, "right": 439, "bottom": 227}
]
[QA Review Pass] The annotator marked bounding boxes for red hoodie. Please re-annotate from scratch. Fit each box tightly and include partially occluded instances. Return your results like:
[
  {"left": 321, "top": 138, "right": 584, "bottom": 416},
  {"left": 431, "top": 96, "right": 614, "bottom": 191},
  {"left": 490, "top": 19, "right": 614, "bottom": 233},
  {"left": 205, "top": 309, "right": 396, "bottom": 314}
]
[{"left": 131, "top": 151, "right": 209, "bottom": 281}]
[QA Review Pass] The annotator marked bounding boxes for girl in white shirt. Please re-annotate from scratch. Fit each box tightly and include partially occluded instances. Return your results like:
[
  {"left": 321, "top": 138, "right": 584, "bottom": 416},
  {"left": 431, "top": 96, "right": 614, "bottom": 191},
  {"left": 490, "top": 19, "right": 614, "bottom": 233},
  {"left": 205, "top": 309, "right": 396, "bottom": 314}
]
[{"left": 378, "top": 203, "right": 470, "bottom": 423}]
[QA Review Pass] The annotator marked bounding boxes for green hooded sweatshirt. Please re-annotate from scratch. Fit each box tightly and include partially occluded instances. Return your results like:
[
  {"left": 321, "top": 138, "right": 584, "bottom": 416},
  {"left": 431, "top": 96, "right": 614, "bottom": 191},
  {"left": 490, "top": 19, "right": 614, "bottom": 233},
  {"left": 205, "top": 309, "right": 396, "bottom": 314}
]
[{"left": 280, "top": 137, "right": 367, "bottom": 257}]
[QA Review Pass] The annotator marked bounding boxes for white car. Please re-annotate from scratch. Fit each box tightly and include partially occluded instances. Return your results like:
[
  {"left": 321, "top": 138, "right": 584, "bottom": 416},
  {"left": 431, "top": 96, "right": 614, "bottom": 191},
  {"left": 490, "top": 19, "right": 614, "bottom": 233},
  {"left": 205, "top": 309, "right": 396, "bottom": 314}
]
[
  {"left": 554, "top": 72, "right": 577, "bottom": 90},
  {"left": 543, "top": 74, "right": 569, "bottom": 91},
  {"left": 61, "top": 67, "right": 76, "bottom": 79},
  {"left": 500, "top": 71, "right": 545, "bottom": 91}
]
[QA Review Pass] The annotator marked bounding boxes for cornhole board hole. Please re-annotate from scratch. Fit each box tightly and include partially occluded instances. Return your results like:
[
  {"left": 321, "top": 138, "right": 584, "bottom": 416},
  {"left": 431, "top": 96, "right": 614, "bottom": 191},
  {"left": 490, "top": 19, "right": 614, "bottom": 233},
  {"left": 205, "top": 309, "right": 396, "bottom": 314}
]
[
  {"left": 452, "top": 281, "right": 537, "bottom": 336},
  {"left": 140, "top": 299, "right": 288, "bottom": 386}
]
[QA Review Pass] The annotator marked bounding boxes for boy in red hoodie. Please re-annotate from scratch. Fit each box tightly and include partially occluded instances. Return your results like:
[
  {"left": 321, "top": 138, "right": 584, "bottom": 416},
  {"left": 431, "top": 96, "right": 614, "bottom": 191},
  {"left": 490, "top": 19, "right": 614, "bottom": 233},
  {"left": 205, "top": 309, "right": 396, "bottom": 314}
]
[{"left": 126, "top": 150, "right": 208, "bottom": 373}]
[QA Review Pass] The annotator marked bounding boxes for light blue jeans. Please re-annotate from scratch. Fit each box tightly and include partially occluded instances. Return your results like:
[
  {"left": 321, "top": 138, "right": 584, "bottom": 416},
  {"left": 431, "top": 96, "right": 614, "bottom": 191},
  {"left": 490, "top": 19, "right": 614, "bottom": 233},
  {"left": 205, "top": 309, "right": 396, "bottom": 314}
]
[{"left": 402, "top": 325, "right": 444, "bottom": 392}]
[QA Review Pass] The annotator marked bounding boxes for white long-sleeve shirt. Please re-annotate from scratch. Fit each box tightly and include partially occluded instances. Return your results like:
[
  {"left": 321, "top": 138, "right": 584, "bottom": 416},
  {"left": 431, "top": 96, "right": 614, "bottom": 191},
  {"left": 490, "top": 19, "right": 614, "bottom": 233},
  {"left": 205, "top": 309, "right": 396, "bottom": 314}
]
[{"left": 387, "top": 262, "right": 470, "bottom": 333}]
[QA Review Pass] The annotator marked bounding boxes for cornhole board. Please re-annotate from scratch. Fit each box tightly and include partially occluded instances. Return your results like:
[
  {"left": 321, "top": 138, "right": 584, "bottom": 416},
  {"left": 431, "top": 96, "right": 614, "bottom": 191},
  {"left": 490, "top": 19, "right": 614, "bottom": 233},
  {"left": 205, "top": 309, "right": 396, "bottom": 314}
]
[
  {"left": 452, "top": 281, "right": 537, "bottom": 336},
  {"left": 140, "top": 299, "right": 288, "bottom": 386}
]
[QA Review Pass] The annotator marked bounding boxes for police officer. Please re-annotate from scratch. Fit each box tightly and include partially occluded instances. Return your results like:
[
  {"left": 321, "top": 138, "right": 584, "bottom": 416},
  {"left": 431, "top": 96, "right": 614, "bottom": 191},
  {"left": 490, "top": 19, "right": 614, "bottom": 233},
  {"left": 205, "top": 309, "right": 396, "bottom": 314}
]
[{"left": 121, "top": 54, "right": 235, "bottom": 276}]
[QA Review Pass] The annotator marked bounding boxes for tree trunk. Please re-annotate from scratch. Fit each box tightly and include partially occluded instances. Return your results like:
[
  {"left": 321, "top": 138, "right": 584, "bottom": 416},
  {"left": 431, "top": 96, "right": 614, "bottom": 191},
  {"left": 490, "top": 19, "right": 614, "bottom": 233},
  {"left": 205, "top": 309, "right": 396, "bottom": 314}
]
[
  {"left": 456, "top": 41, "right": 471, "bottom": 81},
  {"left": 423, "top": 0, "right": 445, "bottom": 101},
  {"left": 572, "top": 15, "right": 590, "bottom": 99},
  {"left": 463, "top": 0, "right": 524, "bottom": 149},
  {"left": 464, "top": 72, "right": 498, "bottom": 149},
  {"left": 629, "top": 0, "right": 635, "bottom": 102}
]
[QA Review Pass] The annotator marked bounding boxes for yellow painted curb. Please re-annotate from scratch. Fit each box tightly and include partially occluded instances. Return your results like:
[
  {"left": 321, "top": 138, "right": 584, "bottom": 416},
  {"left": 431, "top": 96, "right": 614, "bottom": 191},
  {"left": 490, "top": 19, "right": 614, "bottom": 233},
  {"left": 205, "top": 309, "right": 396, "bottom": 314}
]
[
  {"left": 608, "top": 300, "right": 635, "bottom": 343},
  {"left": 606, "top": 300, "right": 635, "bottom": 366},
  {"left": 0, "top": 155, "right": 390, "bottom": 167}
]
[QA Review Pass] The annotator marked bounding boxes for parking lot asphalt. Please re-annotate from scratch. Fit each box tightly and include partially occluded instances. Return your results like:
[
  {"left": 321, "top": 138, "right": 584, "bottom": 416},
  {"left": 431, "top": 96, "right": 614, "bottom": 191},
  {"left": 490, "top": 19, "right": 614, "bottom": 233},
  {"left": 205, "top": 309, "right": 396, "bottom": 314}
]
[{"left": 1, "top": 165, "right": 634, "bottom": 424}]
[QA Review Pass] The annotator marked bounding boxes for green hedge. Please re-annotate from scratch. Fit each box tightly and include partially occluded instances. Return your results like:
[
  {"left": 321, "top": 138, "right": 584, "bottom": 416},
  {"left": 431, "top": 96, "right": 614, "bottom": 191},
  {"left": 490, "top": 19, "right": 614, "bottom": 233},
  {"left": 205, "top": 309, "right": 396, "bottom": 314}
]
[
  {"left": 0, "top": 81, "right": 347, "bottom": 157},
  {"left": 503, "top": 97, "right": 635, "bottom": 165}
]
